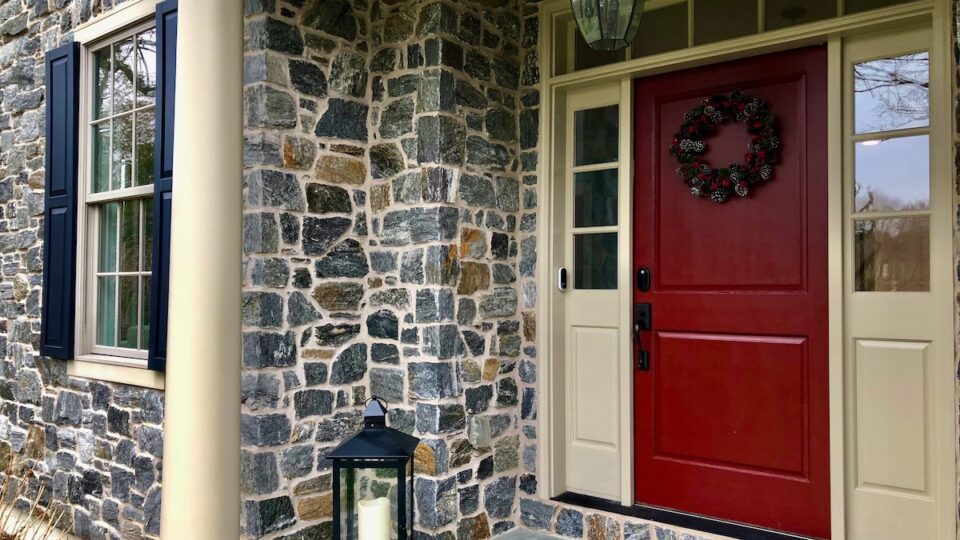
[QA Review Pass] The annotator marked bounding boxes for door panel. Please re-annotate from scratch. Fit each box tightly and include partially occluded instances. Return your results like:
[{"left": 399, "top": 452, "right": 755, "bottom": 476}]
[
  {"left": 842, "top": 27, "right": 953, "bottom": 540},
  {"left": 562, "top": 84, "right": 627, "bottom": 502},
  {"left": 655, "top": 332, "right": 807, "bottom": 475},
  {"left": 633, "top": 47, "right": 830, "bottom": 538},
  {"left": 854, "top": 339, "right": 929, "bottom": 494}
]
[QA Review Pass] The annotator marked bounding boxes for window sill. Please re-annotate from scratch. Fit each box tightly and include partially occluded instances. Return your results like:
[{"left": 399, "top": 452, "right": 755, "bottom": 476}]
[{"left": 68, "top": 355, "right": 164, "bottom": 390}]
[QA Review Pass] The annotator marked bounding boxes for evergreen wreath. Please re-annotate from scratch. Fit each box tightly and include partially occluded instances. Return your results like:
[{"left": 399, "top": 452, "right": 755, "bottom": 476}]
[{"left": 668, "top": 90, "right": 780, "bottom": 203}]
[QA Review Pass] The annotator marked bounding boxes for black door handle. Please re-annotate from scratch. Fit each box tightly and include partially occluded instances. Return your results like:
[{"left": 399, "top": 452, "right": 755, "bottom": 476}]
[{"left": 634, "top": 303, "right": 652, "bottom": 371}]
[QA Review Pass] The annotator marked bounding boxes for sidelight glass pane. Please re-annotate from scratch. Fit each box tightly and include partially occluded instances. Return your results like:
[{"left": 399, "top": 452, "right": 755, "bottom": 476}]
[
  {"left": 92, "top": 122, "right": 111, "bottom": 193},
  {"left": 694, "top": 0, "right": 757, "bottom": 45},
  {"left": 631, "top": 2, "right": 688, "bottom": 58},
  {"left": 97, "top": 275, "right": 117, "bottom": 347},
  {"left": 854, "top": 52, "right": 929, "bottom": 133},
  {"left": 99, "top": 202, "right": 118, "bottom": 273},
  {"left": 575, "top": 168, "right": 618, "bottom": 227},
  {"left": 574, "top": 233, "right": 618, "bottom": 289},
  {"left": 119, "top": 199, "right": 140, "bottom": 273},
  {"left": 574, "top": 105, "right": 619, "bottom": 166},
  {"left": 112, "top": 114, "right": 133, "bottom": 190},
  {"left": 113, "top": 37, "right": 135, "bottom": 114},
  {"left": 854, "top": 136, "right": 929, "bottom": 213},
  {"left": 136, "top": 29, "right": 157, "bottom": 107},
  {"left": 135, "top": 109, "right": 155, "bottom": 186},
  {"left": 117, "top": 276, "right": 139, "bottom": 349},
  {"left": 764, "top": 0, "right": 836, "bottom": 30},
  {"left": 92, "top": 46, "right": 111, "bottom": 120},
  {"left": 855, "top": 217, "right": 929, "bottom": 291},
  {"left": 845, "top": 0, "right": 915, "bottom": 14}
]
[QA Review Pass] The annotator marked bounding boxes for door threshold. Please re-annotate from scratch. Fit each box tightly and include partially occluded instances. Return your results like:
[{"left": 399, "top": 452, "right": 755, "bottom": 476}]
[{"left": 552, "top": 492, "right": 818, "bottom": 540}]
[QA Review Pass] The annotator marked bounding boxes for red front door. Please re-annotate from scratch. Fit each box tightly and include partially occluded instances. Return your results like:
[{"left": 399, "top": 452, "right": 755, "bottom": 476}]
[{"left": 633, "top": 47, "right": 830, "bottom": 538}]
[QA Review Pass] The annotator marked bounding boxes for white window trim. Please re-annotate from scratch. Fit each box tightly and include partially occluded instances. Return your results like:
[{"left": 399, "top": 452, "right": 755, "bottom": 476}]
[{"left": 70, "top": 0, "right": 164, "bottom": 389}]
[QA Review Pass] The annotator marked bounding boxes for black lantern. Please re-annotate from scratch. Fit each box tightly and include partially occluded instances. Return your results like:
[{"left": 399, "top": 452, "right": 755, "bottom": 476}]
[
  {"left": 329, "top": 397, "right": 420, "bottom": 540},
  {"left": 570, "top": 0, "right": 645, "bottom": 51}
]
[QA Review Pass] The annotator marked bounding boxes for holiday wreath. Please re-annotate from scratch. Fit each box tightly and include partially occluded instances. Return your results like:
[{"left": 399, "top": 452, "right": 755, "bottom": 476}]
[{"left": 668, "top": 90, "right": 780, "bottom": 203}]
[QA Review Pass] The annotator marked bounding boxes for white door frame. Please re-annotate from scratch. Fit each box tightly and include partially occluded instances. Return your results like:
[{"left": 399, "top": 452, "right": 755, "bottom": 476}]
[{"left": 535, "top": 1, "right": 956, "bottom": 538}]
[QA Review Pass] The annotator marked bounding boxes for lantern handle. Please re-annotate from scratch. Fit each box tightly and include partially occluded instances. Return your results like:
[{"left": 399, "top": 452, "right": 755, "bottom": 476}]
[{"left": 367, "top": 395, "right": 389, "bottom": 410}]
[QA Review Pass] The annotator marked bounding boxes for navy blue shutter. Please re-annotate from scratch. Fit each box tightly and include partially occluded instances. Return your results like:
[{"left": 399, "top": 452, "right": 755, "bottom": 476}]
[
  {"left": 147, "top": 0, "right": 177, "bottom": 372},
  {"left": 40, "top": 43, "right": 80, "bottom": 359}
]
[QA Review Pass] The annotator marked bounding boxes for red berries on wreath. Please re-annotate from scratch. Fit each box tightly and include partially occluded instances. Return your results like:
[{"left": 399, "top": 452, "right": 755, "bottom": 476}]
[{"left": 668, "top": 90, "right": 780, "bottom": 203}]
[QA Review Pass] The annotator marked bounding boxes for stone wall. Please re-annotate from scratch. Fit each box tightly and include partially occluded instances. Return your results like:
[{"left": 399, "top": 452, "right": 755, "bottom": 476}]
[
  {"left": 240, "top": 0, "right": 540, "bottom": 537},
  {"left": 240, "top": 0, "right": 736, "bottom": 538},
  {"left": 0, "top": 1, "right": 165, "bottom": 539}
]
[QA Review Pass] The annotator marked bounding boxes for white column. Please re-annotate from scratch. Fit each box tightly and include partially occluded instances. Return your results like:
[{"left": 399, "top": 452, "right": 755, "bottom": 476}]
[{"left": 160, "top": 0, "right": 242, "bottom": 537}]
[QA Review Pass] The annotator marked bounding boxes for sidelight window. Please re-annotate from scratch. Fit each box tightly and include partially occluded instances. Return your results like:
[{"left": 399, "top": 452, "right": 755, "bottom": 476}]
[
  {"left": 849, "top": 51, "right": 930, "bottom": 292},
  {"left": 570, "top": 105, "right": 619, "bottom": 290}
]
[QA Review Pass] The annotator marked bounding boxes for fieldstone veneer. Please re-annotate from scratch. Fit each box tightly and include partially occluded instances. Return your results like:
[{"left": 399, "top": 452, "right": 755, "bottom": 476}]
[
  {"left": 0, "top": 1, "right": 165, "bottom": 539},
  {"left": 241, "top": 0, "right": 540, "bottom": 537}
]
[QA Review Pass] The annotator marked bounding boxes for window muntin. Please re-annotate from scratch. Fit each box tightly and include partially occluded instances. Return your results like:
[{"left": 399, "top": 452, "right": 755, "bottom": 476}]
[{"left": 84, "top": 24, "right": 157, "bottom": 359}]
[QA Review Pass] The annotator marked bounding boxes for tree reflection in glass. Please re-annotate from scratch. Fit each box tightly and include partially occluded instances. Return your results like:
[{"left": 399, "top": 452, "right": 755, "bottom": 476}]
[{"left": 854, "top": 52, "right": 928, "bottom": 134}]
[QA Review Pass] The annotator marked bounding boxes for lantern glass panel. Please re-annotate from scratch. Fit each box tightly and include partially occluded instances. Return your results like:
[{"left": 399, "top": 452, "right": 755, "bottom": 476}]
[{"left": 336, "top": 461, "right": 413, "bottom": 540}]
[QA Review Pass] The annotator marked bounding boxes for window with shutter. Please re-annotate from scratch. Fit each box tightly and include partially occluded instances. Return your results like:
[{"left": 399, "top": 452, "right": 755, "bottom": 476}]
[{"left": 40, "top": 0, "right": 176, "bottom": 373}]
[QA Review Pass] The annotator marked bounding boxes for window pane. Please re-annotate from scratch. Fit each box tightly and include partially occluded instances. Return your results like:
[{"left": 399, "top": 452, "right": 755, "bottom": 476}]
[
  {"left": 694, "top": 0, "right": 757, "bottom": 45},
  {"left": 92, "top": 122, "right": 111, "bottom": 193},
  {"left": 92, "top": 47, "right": 111, "bottom": 120},
  {"left": 119, "top": 199, "right": 140, "bottom": 273},
  {"left": 575, "top": 168, "right": 618, "bottom": 227},
  {"left": 141, "top": 277, "right": 151, "bottom": 348},
  {"left": 97, "top": 275, "right": 117, "bottom": 347},
  {"left": 136, "top": 29, "right": 157, "bottom": 108},
  {"left": 846, "top": 0, "right": 915, "bottom": 15},
  {"left": 855, "top": 217, "right": 929, "bottom": 291},
  {"left": 143, "top": 199, "right": 153, "bottom": 271},
  {"left": 765, "top": 0, "right": 836, "bottom": 31},
  {"left": 118, "top": 276, "right": 139, "bottom": 349},
  {"left": 632, "top": 2, "right": 688, "bottom": 58},
  {"left": 574, "top": 31, "right": 626, "bottom": 71},
  {"left": 574, "top": 105, "right": 618, "bottom": 166},
  {"left": 113, "top": 37, "right": 135, "bottom": 114},
  {"left": 99, "top": 202, "right": 118, "bottom": 273},
  {"left": 574, "top": 233, "right": 618, "bottom": 289},
  {"left": 854, "top": 52, "right": 929, "bottom": 133},
  {"left": 854, "top": 136, "right": 929, "bottom": 212},
  {"left": 112, "top": 114, "right": 133, "bottom": 190},
  {"left": 135, "top": 109, "right": 155, "bottom": 186}
]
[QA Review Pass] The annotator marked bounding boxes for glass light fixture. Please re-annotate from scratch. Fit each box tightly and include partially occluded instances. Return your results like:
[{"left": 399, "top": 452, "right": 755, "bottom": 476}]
[{"left": 571, "top": 0, "right": 645, "bottom": 51}]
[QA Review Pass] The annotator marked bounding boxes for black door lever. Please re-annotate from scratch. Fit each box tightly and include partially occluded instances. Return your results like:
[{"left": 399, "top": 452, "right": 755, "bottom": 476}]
[{"left": 634, "top": 303, "right": 652, "bottom": 371}]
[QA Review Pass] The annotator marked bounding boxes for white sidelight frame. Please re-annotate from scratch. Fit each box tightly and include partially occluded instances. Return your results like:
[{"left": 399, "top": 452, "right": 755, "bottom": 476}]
[{"left": 536, "top": 0, "right": 957, "bottom": 538}]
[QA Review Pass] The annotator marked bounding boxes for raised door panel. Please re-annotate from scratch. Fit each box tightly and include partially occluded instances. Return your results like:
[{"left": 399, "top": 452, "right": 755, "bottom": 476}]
[
  {"left": 655, "top": 332, "right": 807, "bottom": 476},
  {"left": 654, "top": 79, "right": 808, "bottom": 292},
  {"left": 854, "top": 339, "right": 929, "bottom": 494}
]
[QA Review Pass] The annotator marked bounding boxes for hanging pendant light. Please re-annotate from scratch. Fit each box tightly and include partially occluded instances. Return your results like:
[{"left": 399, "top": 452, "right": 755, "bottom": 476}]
[{"left": 570, "top": 0, "right": 645, "bottom": 51}]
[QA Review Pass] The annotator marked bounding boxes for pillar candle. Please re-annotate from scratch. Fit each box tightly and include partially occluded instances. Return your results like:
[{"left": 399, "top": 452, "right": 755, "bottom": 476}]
[{"left": 357, "top": 496, "right": 391, "bottom": 540}]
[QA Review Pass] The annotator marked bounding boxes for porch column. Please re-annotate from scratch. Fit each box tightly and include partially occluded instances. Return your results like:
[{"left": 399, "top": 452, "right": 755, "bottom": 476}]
[{"left": 159, "top": 0, "right": 242, "bottom": 537}]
